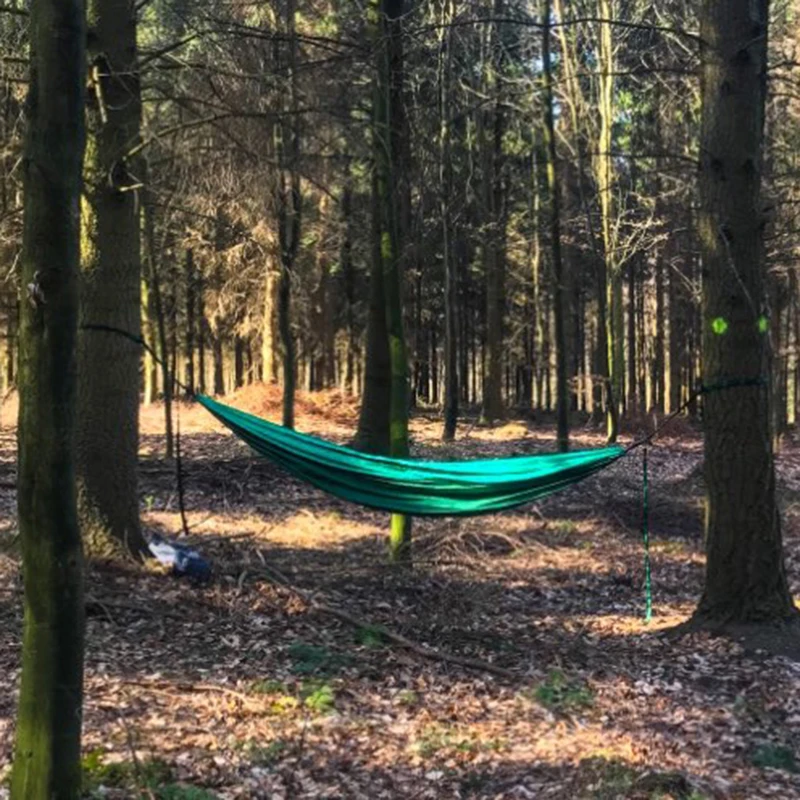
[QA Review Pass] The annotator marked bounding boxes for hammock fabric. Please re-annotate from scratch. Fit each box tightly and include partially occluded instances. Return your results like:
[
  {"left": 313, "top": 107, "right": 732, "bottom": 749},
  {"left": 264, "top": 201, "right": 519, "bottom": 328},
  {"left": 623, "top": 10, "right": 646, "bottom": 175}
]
[{"left": 197, "top": 395, "right": 624, "bottom": 517}]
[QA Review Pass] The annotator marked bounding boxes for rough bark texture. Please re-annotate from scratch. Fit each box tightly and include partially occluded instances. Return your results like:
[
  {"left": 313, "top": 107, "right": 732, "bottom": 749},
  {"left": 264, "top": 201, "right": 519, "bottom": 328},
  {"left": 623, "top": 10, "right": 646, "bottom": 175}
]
[
  {"left": 480, "top": 0, "right": 507, "bottom": 424},
  {"left": 78, "top": 0, "right": 147, "bottom": 558},
  {"left": 440, "top": 0, "right": 458, "bottom": 442},
  {"left": 542, "top": 0, "right": 569, "bottom": 452},
  {"left": 11, "top": 0, "right": 86, "bottom": 794},
  {"left": 694, "top": 0, "right": 797, "bottom": 624}
]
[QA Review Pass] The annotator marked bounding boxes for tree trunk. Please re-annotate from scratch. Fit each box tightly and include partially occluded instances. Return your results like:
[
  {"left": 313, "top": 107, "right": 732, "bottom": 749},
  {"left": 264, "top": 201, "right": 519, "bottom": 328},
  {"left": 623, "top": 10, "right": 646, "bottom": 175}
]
[
  {"left": 542, "top": 0, "right": 569, "bottom": 452},
  {"left": 143, "top": 191, "right": 172, "bottom": 457},
  {"left": 183, "top": 247, "right": 195, "bottom": 396},
  {"left": 274, "top": 0, "right": 300, "bottom": 429},
  {"left": 694, "top": 0, "right": 796, "bottom": 624},
  {"left": 11, "top": 0, "right": 86, "bottom": 793},
  {"left": 440, "top": 0, "right": 458, "bottom": 441},
  {"left": 373, "top": 0, "right": 412, "bottom": 562},
  {"left": 78, "top": 0, "right": 147, "bottom": 558},
  {"left": 480, "top": 0, "right": 507, "bottom": 424}
]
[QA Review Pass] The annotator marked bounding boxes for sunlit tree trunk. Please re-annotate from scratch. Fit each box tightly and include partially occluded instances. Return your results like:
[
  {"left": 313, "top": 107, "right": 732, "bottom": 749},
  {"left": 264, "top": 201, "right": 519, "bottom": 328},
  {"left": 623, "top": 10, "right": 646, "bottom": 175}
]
[
  {"left": 11, "top": 0, "right": 86, "bottom": 793},
  {"left": 542, "top": 0, "right": 569, "bottom": 451}
]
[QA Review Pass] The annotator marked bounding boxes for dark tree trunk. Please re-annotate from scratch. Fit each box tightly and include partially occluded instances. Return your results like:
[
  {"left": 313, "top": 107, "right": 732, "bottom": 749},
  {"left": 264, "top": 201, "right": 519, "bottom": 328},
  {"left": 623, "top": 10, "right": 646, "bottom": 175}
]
[
  {"left": 694, "top": 0, "right": 796, "bottom": 625},
  {"left": 11, "top": 0, "right": 86, "bottom": 793},
  {"left": 78, "top": 0, "right": 147, "bottom": 558}
]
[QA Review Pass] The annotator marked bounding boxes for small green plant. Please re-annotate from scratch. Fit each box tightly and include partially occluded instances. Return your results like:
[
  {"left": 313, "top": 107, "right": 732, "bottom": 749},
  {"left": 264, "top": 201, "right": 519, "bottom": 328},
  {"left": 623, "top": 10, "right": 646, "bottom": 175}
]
[
  {"left": 355, "top": 624, "right": 388, "bottom": 648},
  {"left": 396, "top": 689, "right": 419, "bottom": 706},
  {"left": 529, "top": 670, "right": 594, "bottom": 713},
  {"left": 250, "top": 678, "right": 286, "bottom": 695},
  {"left": 82, "top": 750, "right": 182, "bottom": 796},
  {"left": 751, "top": 742, "right": 798, "bottom": 773},
  {"left": 156, "top": 787, "right": 219, "bottom": 800},
  {"left": 300, "top": 680, "right": 336, "bottom": 713},
  {"left": 246, "top": 739, "right": 288, "bottom": 767},
  {"left": 552, "top": 519, "right": 578, "bottom": 535},
  {"left": 287, "top": 641, "right": 352, "bottom": 676},
  {"left": 411, "top": 725, "right": 502, "bottom": 760},
  {"left": 576, "top": 756, "right": 637, "bottom": 799}
]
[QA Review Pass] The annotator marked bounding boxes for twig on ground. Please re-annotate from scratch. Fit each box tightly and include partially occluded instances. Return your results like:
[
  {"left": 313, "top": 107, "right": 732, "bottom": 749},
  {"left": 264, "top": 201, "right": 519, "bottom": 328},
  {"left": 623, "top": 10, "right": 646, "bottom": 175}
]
[{"left": 245, "top": 561, "right": 518, "bottom": 680}]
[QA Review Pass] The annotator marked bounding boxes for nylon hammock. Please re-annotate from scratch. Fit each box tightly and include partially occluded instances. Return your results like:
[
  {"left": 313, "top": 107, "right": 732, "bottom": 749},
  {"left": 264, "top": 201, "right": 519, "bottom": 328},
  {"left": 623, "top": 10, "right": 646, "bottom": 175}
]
[{"left": 196, "top": 395, "right": 624, "bottom": 517}]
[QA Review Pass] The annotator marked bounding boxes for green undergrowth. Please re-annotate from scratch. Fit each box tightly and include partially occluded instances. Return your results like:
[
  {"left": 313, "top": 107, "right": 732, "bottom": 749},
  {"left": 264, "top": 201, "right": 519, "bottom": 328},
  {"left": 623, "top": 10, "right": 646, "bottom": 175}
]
[
  {"left": 250, "top": 675, "right": 337, "bottom": 715},
  {"left": 750, "top": 742, "right": 798, "bottom": 773},
  {"left": 412, "top": 725, "right": 507, "bottom": 760},
  {"left": 525, "top": 669, "right": 595, "bottom": 713},
  {"left": 287, "top": 640, "right": 353, "bottom": 676},
  {"left": 577, "top": 756, "right": 708, "bottom": 799},
  {"left": 82, "top": 749, "right": 217, "bottom": 798}
]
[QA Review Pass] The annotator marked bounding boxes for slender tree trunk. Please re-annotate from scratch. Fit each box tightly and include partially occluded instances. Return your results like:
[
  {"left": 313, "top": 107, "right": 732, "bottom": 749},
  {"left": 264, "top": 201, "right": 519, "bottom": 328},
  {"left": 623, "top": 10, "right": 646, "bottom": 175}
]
[
  {"left": 694, "top": 0, "right": 796, "bottom": 625},
  {"left": 542, "top": 0, "right": 569, "bottom": 451},
  {"left": 78, "top": 0, "right": 147, "bottom": 558},
  {"left": 143, "top": 192, "right": 172, "bottom": 457},
  {"left": 274, "top": 0, "right": 300, "bottom": 429},
  {"left": 341, "top": 162, "right": 357, "bottom": 395},
  {"left": 595, "top": 0, "right": 621, "bottom": 442},
  {"left": 440, "top": 0, "right": 458, "bottom": 441},
  {"left": 184, "top": 247, "right": 195, "bottom": 397},
  {"left": 480, "top": 0, "right": 507, "bottom": 424},
  {"left": 11, "top": 0, "right": 86, "bottom": 793},
  {"left": 372, "top": 0, "right": 412, "bottom": 562}
]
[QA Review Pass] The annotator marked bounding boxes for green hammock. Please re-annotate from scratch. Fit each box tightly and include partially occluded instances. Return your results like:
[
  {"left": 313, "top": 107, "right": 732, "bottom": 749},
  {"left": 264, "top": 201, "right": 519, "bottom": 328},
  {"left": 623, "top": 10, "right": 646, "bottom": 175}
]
[{"left": 196, "top": 395, "right": 625, "bottom": 517}]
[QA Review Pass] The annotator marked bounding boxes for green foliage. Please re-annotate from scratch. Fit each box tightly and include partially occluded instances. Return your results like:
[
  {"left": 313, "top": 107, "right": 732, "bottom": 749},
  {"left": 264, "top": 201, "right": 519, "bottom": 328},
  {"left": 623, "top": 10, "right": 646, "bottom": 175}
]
[
  {"left": 411, "top": 725, "right": 506, "bottom": 760},
  {"left": 245, "top": 739, "right": 288, "bottom": 767},
  {"left": 156, "top": 786, "right": 219, "bottom": 800},
  {"left": 301, "top": 680, "right": 336, "bottom": 713},
  {"left": 82, "top": 751, "right": 215, "bottom": 798},
  {"left": 750, "top": 742, "right": 798, "bottom": 773},
  {"left": 287, "top": 641, "right": 352, "bottom": 676},
  {"left": 529, "top": 670, "right": 594, "bottom": 713},
  {"left": 396, "top": 689, "right": 419, "bottom": 706},
  {"left": 355, "top": 624, "right": 388, "bottom": 648},
  {"left": 82, "top": 750, "right": 172, "bottom": 792},
  {"left": 577, "top": 757, "right": 707, "bottom": 799},
  {"left": 250, "top": 678, "right": 286, "bottom": 695}
]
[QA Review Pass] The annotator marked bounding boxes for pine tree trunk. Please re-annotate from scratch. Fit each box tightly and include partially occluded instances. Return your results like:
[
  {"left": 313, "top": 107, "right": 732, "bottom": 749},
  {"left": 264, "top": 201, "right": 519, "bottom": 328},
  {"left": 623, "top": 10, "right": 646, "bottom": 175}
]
[
  {"left": 694, "top": 0, "right": 796, "bottom": 625},
  {"left": 373, "top": 0, "right": 412, "bottom": 562},
  {"left": 184, "top": 248, "right": 196, "bottom": 396},
  {"left": 480, "top": 0, "right": 507, "bottom": 424},
  {"left": 11, "top": 0, "right": 85, "bottom": 792},
  {"left": 440, "top": 0, "right": 458, "bottom": 441},
  {"left": 542, "top": 0, "right": 569, "bottom": 452},
  {"left": 78, "top": 0, "right": 147, "bottom": 559}
]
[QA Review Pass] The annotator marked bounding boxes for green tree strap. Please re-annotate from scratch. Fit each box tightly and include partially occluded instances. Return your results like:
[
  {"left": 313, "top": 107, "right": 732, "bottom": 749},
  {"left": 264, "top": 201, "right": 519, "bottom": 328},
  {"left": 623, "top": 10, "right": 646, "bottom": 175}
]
[{"left": 642, "top": 446, "right": 652, "bottom": 623}]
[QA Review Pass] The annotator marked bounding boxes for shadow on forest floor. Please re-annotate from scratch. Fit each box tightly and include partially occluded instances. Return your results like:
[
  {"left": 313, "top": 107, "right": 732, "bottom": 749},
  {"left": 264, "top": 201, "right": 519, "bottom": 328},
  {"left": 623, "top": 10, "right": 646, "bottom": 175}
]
[{"left": 1, "top": 406, "right": 799, "bottom": 798}]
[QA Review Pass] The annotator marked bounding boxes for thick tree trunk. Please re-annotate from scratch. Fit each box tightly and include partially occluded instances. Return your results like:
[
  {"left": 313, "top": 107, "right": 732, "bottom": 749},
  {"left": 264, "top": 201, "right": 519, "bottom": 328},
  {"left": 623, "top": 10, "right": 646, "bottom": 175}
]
[
  {"left": 694, "top": 0, "right": 796, "bottom": 624},
  {"left": 11, "top": 0, "right": 86, "bottom": 793},
  {"left": 78, "top": 0, "right": 147, "bottom": 558}
]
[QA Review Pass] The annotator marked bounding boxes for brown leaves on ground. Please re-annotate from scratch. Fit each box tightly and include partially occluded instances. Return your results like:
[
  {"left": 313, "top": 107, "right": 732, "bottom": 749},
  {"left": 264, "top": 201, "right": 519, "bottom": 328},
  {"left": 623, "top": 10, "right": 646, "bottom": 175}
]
[{"left": 1, "top": 388, "right": 800, "bottom": 798}]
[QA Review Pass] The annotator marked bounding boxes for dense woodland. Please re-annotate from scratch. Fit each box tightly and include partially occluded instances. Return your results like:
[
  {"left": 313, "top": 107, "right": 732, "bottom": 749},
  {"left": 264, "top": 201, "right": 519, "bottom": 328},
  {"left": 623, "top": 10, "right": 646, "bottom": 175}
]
[
  {"left": 3, "top": 0, "right": 800, "bottom": 796},
  {"left": 1, "top": 0, "right": 799, "bottom": 432}
]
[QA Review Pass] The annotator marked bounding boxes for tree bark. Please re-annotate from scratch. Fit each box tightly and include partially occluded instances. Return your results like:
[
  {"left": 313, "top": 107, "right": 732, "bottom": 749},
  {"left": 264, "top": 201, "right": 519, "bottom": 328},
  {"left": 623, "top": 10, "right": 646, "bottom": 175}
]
[
  {"left": 78, "top": 0, "right": 147, "bottom": 558},
  {"left": 11, "top": 0, "right": 85, "bottom": 793},
  {"left": 694, "top": 0, "right": 796, "bottom": 624},
  {"left": 439, "top": 0, "right": 458, "bottom": 441},
  {"left": 480, "top": 0, "right": 507, "bottom": 424},
  {"left": 542, "top": 0, "right": 569, "bottom": 452}
]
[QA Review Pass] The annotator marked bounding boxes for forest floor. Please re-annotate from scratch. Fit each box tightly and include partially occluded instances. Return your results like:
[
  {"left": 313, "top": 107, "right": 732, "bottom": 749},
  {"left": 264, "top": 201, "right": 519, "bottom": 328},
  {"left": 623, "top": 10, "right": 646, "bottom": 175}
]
[{"left": 1, "top": 386, "right": 800, "bottom": 799}]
